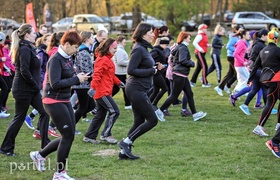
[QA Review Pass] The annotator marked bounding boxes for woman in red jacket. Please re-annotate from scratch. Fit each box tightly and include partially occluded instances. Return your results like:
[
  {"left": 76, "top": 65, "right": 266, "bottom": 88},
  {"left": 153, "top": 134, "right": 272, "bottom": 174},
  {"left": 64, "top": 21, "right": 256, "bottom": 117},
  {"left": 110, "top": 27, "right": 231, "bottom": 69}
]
[{"left": 84, "top": 38, "right": 124, "bottom": 144}]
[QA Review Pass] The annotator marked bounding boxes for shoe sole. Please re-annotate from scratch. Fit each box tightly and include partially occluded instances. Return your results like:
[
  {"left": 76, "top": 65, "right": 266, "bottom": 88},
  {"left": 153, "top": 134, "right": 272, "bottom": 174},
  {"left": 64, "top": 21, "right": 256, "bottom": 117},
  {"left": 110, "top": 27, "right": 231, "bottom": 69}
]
[
  {"left": 266, "top": 141, "right": 272, "bottom": 150},
  {"left": 83, "top": 138, "right": 100, "bottom": 144},
  {"left": 118, "top": 142, "right": 139, "bottom": 159}
]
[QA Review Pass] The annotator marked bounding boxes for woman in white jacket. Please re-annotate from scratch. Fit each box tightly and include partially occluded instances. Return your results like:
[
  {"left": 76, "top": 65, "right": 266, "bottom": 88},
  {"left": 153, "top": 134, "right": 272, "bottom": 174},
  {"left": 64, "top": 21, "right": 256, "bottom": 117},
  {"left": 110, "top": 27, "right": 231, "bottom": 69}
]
[{"left": 112, "top": 35, "right": 131, "bottom": 109}]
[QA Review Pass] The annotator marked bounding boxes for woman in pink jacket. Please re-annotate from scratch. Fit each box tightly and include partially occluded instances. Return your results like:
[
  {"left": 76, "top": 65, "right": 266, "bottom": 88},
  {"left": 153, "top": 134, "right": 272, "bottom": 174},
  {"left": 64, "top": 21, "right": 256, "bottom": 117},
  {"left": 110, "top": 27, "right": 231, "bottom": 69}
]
[{"left": 233, "top": 29, "right": 251, "bottom": 94}]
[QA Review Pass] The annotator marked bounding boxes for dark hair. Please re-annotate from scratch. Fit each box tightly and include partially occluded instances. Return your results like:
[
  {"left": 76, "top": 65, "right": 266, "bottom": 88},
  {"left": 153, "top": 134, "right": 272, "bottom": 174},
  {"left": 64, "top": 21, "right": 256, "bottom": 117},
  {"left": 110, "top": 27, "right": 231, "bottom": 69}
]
[
  {"left": 95, "top": 38, "right": 116, "bottom": 57},
  {"left": 46, "top": 31, "right": 64, "bottom": 52},
  {"left": 153, "top": 25, "right": 168, "bottom": 43},
  {"left": 60, "top": 30, "right": 82, "bottom": 46},
  {"left": 132, "top": 23, "right": 154, "bottom": 42},
  {"left": 115, "top": 35, "right": 126, "bottom": 43},
  {"left": 256, "top": 28, "right": 268, "bottom": 38},
  {"left": 177, "top": 31, "right": 190, "bottom": 44},
  {"left": 233, "top": 29, "right": 248, "bottom": 38},
  {"left": 167, "top": 34, "right": 174, "bottom": 41}
]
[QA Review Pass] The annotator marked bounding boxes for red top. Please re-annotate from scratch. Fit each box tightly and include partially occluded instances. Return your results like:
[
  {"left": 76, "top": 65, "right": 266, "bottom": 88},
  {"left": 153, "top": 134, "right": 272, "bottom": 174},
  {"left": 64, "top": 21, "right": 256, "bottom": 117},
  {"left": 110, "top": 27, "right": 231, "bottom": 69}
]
[
  {"left": 91, "top": 53, "right": 121, "bottom": 99},
  {"left": 195, "top": 33, "right": 208, "bottom": 53}
]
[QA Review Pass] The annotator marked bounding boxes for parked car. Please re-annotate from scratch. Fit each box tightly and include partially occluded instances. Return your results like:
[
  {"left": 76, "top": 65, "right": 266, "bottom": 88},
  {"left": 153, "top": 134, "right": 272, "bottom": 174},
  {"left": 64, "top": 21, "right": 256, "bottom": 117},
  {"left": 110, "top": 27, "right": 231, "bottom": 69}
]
[
  {"left": 52, "top": 17, "right": 73, "bottom": 32},
  {"left": 191, "top": 14, "right": 211, "bottom": 26},
  {"left": 72, "top": 14, "right": 111, "bottom": 32},
  {"left": 181, "top": 20, "right": 198, "bottom": 31},
  {"left": 0, "top": 18, "right": 21, "bottom": 31},
  {"left": 232, "top": 11, "right": 280, "bottom": 30},
  {"left": 116, "top": 12, "right": 166, "bottom": 30}
]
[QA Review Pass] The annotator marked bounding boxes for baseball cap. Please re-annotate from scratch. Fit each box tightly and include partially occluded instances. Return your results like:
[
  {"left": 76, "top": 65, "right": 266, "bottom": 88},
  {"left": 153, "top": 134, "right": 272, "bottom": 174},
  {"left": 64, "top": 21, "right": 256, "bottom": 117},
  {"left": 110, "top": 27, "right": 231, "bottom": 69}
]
[{"left": 198, "top": 24, "right": 208, "bottom": 30}]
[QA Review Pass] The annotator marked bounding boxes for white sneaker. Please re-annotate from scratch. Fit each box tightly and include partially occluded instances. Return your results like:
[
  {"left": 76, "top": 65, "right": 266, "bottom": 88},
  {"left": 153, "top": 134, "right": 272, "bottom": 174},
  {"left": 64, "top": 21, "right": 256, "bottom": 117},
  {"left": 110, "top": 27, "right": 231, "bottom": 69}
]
[
  {"left": 0, "top": 111, "right": 10, "bottom": 118},
  {"left": 214, "top": 86, "right": 223, "bottom": 96},
  {"left": 275, "top": 123, "right": 280, "bottom": 131},
  {"left": 224, "top": 86, "right": 231, "bottom": 94},
  {"left": 30, "top": 151, "right": 46, "bottom": 172},
  {"left": 253, "top": 125, "right": 268, "bottom": 137},
  {"left": 190, "top": 82, "right": 196, "bottom": 87},
  {"left": 155, "top": 109, "right": 165, "bottom": 122},
  {"left": 124, "top": 105, "right": 132, "bottom": 110},
  {"left": 53, "top": 170, "right": 75, "bottom": 180},
  {"left": 193, "top": 111, "right": 207, "bottom": 122}
]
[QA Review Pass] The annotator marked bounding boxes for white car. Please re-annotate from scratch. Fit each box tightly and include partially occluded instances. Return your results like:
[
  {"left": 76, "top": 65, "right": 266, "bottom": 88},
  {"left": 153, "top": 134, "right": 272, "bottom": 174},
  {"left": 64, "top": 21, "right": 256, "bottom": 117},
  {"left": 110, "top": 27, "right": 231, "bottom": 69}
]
[
  {"left": 52, "top": 17, "right": 73, "bottom": 32},
  {"left": 232, "top": 11, "right": 280, "bottom": 30}
]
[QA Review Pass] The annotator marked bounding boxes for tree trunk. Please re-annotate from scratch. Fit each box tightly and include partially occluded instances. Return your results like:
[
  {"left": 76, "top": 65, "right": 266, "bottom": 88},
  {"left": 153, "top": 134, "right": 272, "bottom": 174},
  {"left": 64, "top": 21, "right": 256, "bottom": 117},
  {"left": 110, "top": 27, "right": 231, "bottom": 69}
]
[{"left": 132, "top": 3, "right": 141, "bottom": 29}]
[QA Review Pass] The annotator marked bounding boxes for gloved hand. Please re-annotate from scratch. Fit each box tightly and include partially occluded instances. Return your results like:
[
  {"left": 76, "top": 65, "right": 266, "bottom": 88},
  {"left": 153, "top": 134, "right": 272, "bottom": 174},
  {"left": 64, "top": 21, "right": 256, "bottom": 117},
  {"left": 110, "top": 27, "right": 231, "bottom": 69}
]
[
  {"left": 87, "top": 89, "right": 96, "bottom": 98},
  {"left": 118, "top": 82, "right": 125, "bottom": 88}
]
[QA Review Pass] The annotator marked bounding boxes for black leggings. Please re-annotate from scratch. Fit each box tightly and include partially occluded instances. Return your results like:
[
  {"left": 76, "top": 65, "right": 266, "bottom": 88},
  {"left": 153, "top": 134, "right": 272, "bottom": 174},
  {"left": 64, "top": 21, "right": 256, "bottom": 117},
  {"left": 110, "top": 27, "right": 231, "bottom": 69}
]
[
  {"left": 40, "top": 102, "right": 75, "bottom": 172},
  {"left": 74, "top": 89, "right": 95, "bottom": 123},
  {"left": 85, "top": 96, "right": 120, "bottom": 139},
  {"left": 112, "top": 74, "right": 131, "bottom": 106},
  {"left": 191, "top": 52, "right": 208, "bottom": 84},
  {"left": 160, "top": 74, "right": 196, "bottom": 114},
  {"left": 219, "top": 56, "right": 236, "bottom": 90},
  {"left": 150, "top": 73, "right": 168, "bottom": 106},
  {"left": 207, "top": 53, "right": 222, "bottom": 83},
  {"left": 258, "top": 82, "right": 280, "bottom": 127},
  {"left": 2, "top": 76, "right": 13, "bottom": 108},
  {"left": 1, "top": 92, "right": 49, "bottom": 153},
  {"left": 125, "top": 83, "right": 158, "bottom": 142},
  {"left": 0, "top": 76, "right": 8, "bottom": 109}
]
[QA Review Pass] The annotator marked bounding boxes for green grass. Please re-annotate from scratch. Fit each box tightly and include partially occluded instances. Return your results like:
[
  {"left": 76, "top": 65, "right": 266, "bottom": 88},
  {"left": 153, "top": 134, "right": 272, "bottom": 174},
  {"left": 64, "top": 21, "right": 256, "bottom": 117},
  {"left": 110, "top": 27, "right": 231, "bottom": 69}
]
[{"left": 1, "top": 39, "right": 279, "bottom": 179}]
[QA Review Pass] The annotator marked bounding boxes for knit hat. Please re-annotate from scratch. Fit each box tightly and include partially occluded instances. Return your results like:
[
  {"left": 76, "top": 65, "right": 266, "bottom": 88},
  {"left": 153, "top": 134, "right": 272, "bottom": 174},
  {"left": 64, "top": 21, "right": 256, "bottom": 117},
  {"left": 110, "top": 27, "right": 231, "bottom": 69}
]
[
  {"left": 198, "top": 24, "right": 208, "bottom": 30},
  {"left": 249, "top": 30, "right": 256, "bottom": 39},
  {"left": 267, "top": 27, "right": 279, "bottom": 43}
]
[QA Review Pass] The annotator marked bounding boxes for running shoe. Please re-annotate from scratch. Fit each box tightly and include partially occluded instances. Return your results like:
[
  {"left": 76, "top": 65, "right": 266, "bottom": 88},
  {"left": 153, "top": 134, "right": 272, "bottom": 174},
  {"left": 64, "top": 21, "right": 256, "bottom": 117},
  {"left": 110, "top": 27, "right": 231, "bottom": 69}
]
[
  {"left": 24, "top": 115, "right": 35, "bottom": 130},
  {"left": 214, "top": 86, "right": 223, "bottom": 96},
  {"left": 266, "top": 140, "right": 280, "bottom": 158},
  {"left": 239, "top": 104, "right": 251, "bottom": 115},
  {"left": 30, "top": 151, "right": 46, "bottom": 172},
  {"left": 253, "top": 125, "right": 268, "bottom": 137}
]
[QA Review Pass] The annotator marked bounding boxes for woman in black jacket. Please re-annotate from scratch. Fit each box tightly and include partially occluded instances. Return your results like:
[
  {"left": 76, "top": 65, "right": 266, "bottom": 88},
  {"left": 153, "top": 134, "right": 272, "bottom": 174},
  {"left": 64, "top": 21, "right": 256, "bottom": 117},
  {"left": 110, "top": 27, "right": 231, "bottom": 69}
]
[
  {"left": 30, "top": 30, "right": 89, "bottom": 179},
  {"left": 118, "top": 23, "right": 165, "bottom": 160},
  {"left": 159, "top": 31, "right": 207, "bottom": 122},
  {"left": 0, "top": 24, "right": 50, "bottom": 156},
  {"left": 149, "top": 37, "right": 169, "bottom": 110}
]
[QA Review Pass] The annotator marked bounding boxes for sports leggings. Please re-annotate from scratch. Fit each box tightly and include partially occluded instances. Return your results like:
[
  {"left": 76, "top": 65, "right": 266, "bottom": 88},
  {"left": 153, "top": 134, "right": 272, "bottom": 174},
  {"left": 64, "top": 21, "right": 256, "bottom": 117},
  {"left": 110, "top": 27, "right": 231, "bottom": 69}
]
[
  {"left": 207, "top": 53, "right": 222, "bottom": 83},
  {"left": 125, "top": 82, "right": 158, "bottom": 142},
  {"left": 191, "top": 52, "right": 208, "bottom": 84},
  {"left": 258, "top": 82, "right": 280, "bottom": 127},
  {"left": 150, "top": 73, "right": 168, "bottom": 106},
  {"left": 160, "top": 74, "right": 196, "bottom": 114},
  {"left": 40, "top": 102, "right": 75, "bottom": 172}
]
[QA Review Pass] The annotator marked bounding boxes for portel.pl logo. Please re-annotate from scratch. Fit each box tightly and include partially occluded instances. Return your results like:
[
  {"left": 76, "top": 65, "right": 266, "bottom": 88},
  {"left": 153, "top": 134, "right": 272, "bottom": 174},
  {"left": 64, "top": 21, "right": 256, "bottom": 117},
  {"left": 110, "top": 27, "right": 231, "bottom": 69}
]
[{"left": 9, "top": 158, "right": 69, "bottom": 174}]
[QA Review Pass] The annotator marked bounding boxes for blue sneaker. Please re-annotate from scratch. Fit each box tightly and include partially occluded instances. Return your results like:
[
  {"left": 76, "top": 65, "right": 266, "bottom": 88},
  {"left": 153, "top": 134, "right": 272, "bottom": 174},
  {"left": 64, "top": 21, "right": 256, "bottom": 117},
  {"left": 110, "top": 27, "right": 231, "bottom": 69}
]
[
  {"left": 25, "top": 115, "right": 35, "bottom": 130},
  {"left": 239, "top": 104, "right": 251, "bottom": 115},
  {"left": 271, "top": 108, "right": 278, "bottom": 115}
]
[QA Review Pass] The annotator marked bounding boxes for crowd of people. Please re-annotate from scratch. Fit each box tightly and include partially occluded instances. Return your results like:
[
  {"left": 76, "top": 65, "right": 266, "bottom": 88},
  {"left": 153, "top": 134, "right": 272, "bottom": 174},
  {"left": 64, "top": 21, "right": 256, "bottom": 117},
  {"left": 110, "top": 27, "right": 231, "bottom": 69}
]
[{"left": 1, "top": 21, "right": 280, "bottom": 179}]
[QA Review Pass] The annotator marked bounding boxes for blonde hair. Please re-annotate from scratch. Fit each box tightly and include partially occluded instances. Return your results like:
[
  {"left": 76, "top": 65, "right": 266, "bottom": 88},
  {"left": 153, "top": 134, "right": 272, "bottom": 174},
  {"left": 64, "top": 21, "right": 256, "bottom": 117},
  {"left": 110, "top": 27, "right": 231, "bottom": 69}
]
[
  {"left": 79, "top": 31, "right": 93, "bottom": 43},
  {"left": 10, "top": 23, "right": 33, "bottom": 63},
  {"left": 214, "top": 24, "right": 225, "bottom": 35},
  {"left": 35, "top": 37, "right": 43, "bottom": 47}
]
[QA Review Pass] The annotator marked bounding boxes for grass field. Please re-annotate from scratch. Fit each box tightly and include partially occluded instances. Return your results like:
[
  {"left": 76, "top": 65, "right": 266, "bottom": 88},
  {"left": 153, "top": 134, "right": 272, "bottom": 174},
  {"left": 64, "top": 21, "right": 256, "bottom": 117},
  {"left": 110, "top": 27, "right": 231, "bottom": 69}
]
[{"left": 0, "top": 38, "right": 279, "bottom": 180}]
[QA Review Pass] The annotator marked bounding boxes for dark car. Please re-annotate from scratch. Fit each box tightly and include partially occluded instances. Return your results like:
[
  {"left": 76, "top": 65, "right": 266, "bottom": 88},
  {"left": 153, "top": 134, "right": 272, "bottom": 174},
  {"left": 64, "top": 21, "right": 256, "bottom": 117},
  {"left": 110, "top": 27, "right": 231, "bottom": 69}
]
[{"left": 182, "top": 20, "right": 198, "bottom": 31}]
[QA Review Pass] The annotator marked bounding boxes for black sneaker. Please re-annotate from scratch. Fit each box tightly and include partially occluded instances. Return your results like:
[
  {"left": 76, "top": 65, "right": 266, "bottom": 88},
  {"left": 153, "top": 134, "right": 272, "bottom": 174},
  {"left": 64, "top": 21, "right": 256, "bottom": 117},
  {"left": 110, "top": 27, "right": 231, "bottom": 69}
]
[
  {"left": 118, "top": 140, "right": 139, "bottom": 159},
  {"left": 0, "top": 149, "right": 16, "bottom": 156},
  {"left": 118, "top": 153, "right": 130, "bottom": 160}
]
